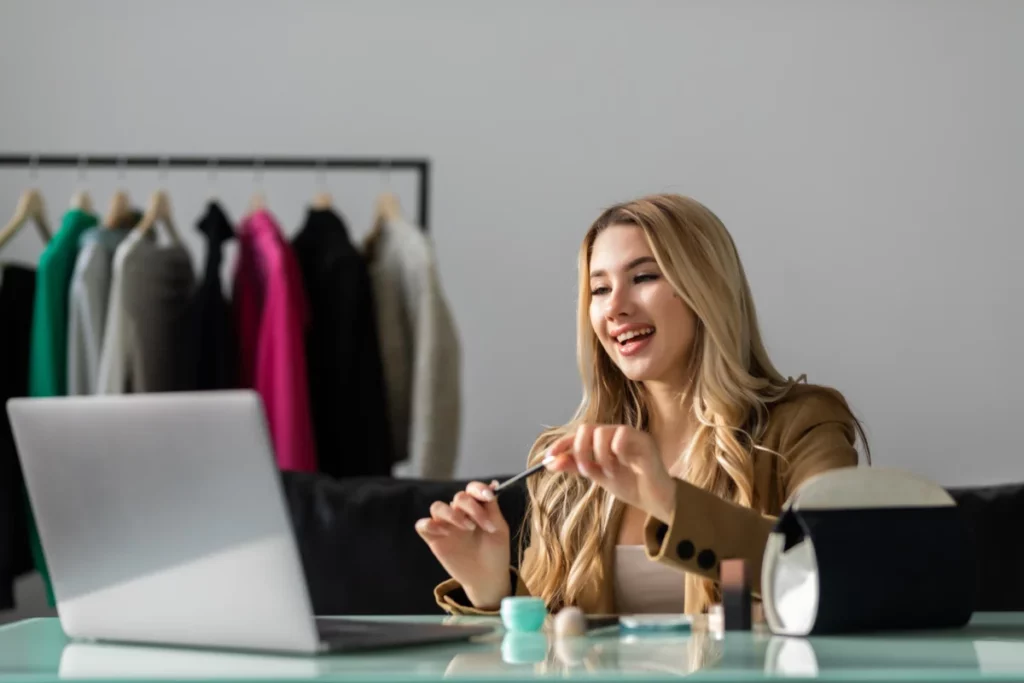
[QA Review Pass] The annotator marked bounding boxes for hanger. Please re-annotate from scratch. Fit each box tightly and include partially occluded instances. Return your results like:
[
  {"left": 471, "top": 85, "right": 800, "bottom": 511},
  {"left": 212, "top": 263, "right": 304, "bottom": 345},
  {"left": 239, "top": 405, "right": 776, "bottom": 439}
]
[
  {"left": 69, "top": 155, "right": 94, "bottom": 214},
  {"left": 134, "top": 158, "right": 181, "bottom": 243},
  {"left": 370, "top": 191, "right": 403, "bottom": 233},
  {"left": 104, "top": 190, "right": 131, "bottom": 228},
  {"left": 375, "top": 192, "right": 402, "bottom": 224},
  {"left": 364, "top": 192, "right": 402, "bottom": 260},
  {"left": 104, "top": 158, "right": 132, "bottom": 228},
  {"left": 70, "top": 190, "right": 93, "bottom": 213},
  {"left": 134, "top": 190, "right": 181, "bottom": 245},
  {"left": 309, "top": 159, "right": 333, "bottom": 210},
  {"left": 249, "top": 191, "right": 267, "bottom": 213},
  {"left": 248, "top": 158, "right": 267, "bottom": 213},
  {"left": 364, "top": 159, "right": 402, "bottom": 257},
  {"left": 0, "top": 188, "right": 51, "bottom": 252},
  {"left": 311, "top": 192, "right": 333, "bottom": 210}
]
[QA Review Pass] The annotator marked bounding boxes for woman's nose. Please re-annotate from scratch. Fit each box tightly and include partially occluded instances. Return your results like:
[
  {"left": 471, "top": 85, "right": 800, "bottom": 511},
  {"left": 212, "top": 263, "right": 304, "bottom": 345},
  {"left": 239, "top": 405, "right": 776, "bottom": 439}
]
[{"left": 604, "top": 285, "right": 635, "bottom": 319}]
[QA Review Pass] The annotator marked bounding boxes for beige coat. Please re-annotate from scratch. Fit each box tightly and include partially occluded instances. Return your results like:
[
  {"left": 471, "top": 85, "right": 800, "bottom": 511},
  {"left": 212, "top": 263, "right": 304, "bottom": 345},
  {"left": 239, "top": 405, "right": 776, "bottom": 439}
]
[
  {"left": 364, "top": 217, "right": 461, "bottom": 479},
  {"left": 435, "top": 383, "right": 861, "bottom": 615}
]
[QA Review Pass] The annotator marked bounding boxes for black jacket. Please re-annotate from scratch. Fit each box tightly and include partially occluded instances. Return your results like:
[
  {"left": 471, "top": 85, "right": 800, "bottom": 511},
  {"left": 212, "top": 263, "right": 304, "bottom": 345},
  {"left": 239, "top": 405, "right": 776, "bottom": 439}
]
[
  {"left": 0, "top": 265, "right": 36, "bottom": 609},
  {"left": 191, "top": 202, "right": 237, "bottom": 391},
  {"left": 292, "top": 208, "right": 394, "bottom": 477}
]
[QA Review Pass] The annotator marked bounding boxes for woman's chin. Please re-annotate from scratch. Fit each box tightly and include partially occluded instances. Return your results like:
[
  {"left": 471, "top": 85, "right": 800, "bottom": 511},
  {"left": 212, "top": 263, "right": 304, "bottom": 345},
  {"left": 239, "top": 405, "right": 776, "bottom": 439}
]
[
  {"left": 615, "top": 356, "right": 685, "bottom": 385},
  {"left": 616, "top": 360, "right": 661, "bottom": 383}
]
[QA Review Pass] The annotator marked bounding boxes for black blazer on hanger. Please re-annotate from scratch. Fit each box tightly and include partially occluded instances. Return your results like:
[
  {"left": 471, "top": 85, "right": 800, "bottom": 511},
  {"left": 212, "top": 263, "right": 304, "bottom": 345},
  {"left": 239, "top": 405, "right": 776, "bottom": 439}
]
[
  {"left": 190, "top": 201, "right": 237, "bottom": 391},
  {"left": 0, "top": 265, "right": 36, "bottom": 609},
  {"left": 292, "top": 208, "right": 394, "bottom": 478}
]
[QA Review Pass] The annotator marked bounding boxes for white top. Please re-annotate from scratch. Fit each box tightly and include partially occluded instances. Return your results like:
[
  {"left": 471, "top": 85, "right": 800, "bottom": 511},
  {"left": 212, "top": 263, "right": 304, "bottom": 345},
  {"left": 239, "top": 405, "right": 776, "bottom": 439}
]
[{"left": 614, "top": 545, "right": 686, "bottom": 614}]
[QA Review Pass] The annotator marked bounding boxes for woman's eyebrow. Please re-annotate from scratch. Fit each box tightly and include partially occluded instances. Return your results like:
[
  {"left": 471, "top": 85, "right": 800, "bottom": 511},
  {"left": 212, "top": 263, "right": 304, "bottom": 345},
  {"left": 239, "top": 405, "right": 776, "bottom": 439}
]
[{"left": 589, "top": 256, "right": 657, "bottom": 279}]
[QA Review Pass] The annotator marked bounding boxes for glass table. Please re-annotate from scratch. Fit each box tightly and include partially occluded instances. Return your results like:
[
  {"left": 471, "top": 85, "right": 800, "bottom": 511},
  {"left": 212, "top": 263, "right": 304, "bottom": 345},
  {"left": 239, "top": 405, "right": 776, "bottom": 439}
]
[{"left": 1, "top": 613, "right": 1022, "bottom": 682}]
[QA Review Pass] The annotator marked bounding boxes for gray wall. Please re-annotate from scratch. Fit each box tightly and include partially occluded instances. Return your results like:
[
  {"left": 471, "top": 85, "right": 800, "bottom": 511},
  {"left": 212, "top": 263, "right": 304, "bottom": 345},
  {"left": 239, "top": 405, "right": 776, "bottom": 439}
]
[{"left": 1, "top": 1, "right": 1021, "bottom": 505}]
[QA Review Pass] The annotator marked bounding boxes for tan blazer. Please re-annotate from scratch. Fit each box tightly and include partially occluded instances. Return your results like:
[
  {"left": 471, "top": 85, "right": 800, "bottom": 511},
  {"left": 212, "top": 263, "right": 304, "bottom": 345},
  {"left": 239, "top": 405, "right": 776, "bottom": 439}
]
[{"left": 435, "top": 383, "right": 861, "bottom": 615}]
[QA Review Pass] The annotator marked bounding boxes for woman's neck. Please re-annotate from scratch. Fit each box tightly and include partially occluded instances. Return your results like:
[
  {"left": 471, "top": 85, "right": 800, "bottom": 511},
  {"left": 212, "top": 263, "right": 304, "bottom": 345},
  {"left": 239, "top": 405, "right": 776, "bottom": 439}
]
[{"left": 644, "top": 379, "right": 696, "bottom": 476}]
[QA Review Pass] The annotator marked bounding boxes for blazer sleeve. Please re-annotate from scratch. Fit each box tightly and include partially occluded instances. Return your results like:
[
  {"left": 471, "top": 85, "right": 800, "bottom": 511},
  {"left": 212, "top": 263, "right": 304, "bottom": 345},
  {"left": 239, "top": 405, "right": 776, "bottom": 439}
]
[
  {"left": 642, "top": 390, "right": 859, "bottom": 595},
  {"left": 407, "top": 251, "right": 461, "bottom": 480},
  {"left": 66, "top": 247, "right": 92, "bottom": 396},
  {"left": 258, "top": 254, "right": 318, "bottom": 472},
  {"left": 434, "top": 569, "right": 531, "bottom": 616},
  {"left": 95, "top": 246, "right": 132, "bottom": 395},
  {"left": 434, "top": 545, "right": 534, "bottom": 615}
]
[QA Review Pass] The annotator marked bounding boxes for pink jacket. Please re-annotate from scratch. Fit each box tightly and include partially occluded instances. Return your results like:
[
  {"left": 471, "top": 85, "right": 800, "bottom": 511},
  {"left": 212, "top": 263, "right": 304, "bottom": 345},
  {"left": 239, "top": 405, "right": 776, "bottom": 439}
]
[{"left": 234, "top": 209, "right": 317, "bottom": 471}]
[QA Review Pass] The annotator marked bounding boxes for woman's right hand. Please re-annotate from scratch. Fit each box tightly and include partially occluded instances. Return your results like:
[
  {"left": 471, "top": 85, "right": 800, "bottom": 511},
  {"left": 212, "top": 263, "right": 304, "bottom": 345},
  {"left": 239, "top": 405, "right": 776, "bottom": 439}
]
[{"left": 415, "top": 480, "right": 511, "bottom": 609}]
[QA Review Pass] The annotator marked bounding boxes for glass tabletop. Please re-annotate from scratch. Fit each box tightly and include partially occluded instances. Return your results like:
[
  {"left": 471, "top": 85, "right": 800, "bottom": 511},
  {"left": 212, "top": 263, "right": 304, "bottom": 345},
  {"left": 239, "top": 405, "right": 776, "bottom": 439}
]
[{"left": 1, "top": 613, "right": 1023, "bottom": 683}]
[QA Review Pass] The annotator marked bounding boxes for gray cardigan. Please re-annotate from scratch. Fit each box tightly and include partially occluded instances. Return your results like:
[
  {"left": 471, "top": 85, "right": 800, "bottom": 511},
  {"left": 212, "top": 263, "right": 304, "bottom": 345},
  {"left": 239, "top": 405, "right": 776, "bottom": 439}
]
[{"left": 364, "top": 217, "right": 460, "bottom": 479}]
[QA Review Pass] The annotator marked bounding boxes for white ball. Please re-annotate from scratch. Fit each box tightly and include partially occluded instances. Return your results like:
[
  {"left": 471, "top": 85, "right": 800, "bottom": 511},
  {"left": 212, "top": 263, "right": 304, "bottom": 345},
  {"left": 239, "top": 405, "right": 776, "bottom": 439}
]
[{"left": 553, "top": 606, "right": 587, "bottom": 638}]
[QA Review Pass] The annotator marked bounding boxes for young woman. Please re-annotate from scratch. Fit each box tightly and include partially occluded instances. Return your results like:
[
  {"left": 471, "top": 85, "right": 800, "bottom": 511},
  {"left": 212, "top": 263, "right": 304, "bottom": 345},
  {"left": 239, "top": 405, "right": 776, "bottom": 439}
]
[{"left": 416, "top": 194, "right": 867, "bottom": 615}]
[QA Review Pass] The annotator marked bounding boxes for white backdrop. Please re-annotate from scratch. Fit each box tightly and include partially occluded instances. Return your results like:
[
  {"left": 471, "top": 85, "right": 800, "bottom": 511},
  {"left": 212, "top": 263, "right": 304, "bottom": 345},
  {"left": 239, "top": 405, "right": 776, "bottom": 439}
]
[{"left": 1, "top": 0, "right": 1021, "bottom": 493}]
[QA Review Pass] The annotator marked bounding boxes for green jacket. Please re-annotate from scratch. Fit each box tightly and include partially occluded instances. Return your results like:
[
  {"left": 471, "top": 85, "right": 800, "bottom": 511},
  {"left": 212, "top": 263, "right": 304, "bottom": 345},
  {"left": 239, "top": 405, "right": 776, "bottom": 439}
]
[{"left": 28, "top": 208, "right": 99, "bottom": 606}]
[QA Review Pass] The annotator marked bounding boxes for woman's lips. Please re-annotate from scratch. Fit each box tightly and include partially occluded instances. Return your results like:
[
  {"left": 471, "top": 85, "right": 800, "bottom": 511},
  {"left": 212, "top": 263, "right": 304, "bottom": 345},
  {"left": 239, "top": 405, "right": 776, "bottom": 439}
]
[{"left": 618, "top": 331, "right": 654, "bottom": 357}]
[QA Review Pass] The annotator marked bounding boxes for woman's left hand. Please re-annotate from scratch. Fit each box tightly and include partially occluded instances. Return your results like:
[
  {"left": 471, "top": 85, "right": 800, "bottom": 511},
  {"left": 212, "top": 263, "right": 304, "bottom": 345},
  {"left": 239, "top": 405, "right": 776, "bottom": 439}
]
[{"left": 544, "top": 425, "right": 677, "bottom": 523}]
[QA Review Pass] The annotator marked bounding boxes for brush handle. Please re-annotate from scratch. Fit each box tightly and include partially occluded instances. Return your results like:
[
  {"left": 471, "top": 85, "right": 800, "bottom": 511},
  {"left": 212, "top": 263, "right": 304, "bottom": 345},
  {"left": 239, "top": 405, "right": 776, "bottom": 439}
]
[{"left": 493, "top": 461, "right": 547, "bottom": 495}]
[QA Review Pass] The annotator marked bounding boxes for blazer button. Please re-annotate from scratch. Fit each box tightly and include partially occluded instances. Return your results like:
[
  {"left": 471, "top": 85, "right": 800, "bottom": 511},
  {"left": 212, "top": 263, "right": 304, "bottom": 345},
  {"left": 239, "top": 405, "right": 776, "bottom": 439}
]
[
  {"left": 697, "top": 549, "right": 717, "bottom": 570},
  {"left": 676, "top": 540, "right": 695, "bottom": 560},
  {"left": 655, "top": 523, "right": 669, "bottom": 545}
]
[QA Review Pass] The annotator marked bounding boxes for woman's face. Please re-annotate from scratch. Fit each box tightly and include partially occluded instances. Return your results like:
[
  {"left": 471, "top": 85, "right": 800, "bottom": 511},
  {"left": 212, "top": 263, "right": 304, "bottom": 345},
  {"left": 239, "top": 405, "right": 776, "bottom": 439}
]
[{"left": 588, "top": 224, "right": 697, "bottom": 386}]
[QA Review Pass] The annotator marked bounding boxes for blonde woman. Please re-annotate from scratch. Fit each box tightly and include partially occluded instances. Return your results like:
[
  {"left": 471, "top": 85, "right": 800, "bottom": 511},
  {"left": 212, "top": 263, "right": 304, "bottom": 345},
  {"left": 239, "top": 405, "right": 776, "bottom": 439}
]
[{"left": 416, "top": 194, "right": 868, "bottom": 615}]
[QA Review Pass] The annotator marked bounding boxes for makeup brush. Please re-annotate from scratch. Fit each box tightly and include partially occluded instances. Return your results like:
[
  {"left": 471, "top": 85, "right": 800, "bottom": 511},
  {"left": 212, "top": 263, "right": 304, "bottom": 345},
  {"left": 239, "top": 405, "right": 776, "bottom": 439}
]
[{"left": 493, "top": 458, "right": 550, "bottom": 495}]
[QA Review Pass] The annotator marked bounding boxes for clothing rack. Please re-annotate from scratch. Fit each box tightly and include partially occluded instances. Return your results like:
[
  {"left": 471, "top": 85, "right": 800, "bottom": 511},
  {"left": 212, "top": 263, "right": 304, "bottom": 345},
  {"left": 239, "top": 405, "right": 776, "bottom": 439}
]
[{"left": 0, "top": 153, "right": 431, "bottom": 231}]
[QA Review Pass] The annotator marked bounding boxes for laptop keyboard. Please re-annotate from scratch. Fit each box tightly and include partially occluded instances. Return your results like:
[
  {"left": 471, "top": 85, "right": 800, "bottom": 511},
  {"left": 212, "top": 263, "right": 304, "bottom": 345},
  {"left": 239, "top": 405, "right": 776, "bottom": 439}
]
[
  {"left": 315, "top": 618, "right": 395, "bottom": 636},
  {"left": 313, "top": 617, "right": 494, "bottom": 652}
]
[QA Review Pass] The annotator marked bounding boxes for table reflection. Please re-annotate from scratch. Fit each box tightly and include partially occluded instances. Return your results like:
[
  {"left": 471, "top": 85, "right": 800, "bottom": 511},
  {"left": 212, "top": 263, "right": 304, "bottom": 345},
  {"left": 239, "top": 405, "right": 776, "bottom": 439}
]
[
  {"left": 45, "top": 614, "right": 1024, "bottom": 681},
  {"left": 58, "top": 641, "right": 328, "bottom": 679},
  {"left": 443, "top": 628, "right": 728, "bottom": 678},
  {"left": 443, "top": 621, "right": 1024, "bottom": 680},
  {"left": 761, "top": 632, "right": 1024, "bottom": 678}
]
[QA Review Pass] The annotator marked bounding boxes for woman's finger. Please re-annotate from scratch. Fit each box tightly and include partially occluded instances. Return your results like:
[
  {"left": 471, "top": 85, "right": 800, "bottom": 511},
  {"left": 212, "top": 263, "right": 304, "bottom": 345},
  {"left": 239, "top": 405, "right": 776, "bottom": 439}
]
[
  {"left": 430, "top": 500, "right": 475, "bottom": 532},
  {"left": 465, "top": 481, "right": 496, "bottom": 503},
  {"left": 542, "top": 452, "right": 576, "bottom": 474},
  {"left": 592, "top": 425, "right": 618, "bottom": 477},
  {"left": 546, "top": 433, "right": 576, "bottom": 459},
  {"left": 453, "top": 491, "right": 496, "bottom": 533},
  {"left": 610, "top": 425, "right": 647, "bottom": 467},
  {"left": 573, "top": 424, "right": 596, "bottom": 475},
  {"left": 415, "top": 517, "right": 450, "bottom": 539}
]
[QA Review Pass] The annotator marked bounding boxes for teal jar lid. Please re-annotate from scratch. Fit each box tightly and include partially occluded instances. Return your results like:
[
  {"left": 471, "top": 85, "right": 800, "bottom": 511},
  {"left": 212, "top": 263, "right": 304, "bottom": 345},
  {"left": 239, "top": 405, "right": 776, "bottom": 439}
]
[{"left": 500, "top": 596, "right": 547, "bottom": 632}]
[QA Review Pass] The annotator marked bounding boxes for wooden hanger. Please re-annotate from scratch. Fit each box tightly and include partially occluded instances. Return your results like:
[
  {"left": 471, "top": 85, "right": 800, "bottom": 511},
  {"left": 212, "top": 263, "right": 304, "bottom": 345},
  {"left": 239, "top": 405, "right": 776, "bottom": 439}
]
[
  {"left": 134, "top": 190, "right": 181, "bottom": 245},
  {"left": 311, "top": 191, "right": 333, "bottom": 210},
  {"left": 70, "top": 190, "right": 94, "bottom": 213},
  {"left": 104, "top": 190, "right": 131, "bottom": 228},
  {"left": 249, "top": 159, "right": 267, "bottom": 213},
  {"left": 375, "top": 192, "right": 402, "bottom": 224},
  {"left": 70, "top": 155, "right": 94, "bottom": 215},
  {"left": 248, "top": 190, "right": 267, "bottom": 213},
  {"left": 0, "top": 189, "right": 51, "bottom": 252},
  {"left": 311, "top": 160, "right": 333, "bottom": 210},
  {"left": 364, "top": 192, "right": 403, "bottom": 259}
]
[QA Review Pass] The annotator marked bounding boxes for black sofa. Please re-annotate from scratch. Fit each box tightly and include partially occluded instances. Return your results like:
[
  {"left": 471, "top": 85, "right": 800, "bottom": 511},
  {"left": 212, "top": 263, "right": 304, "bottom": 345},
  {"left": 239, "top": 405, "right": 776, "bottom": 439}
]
[{"left": 281, "top": 472, "right": 1024, "bottom": 615}]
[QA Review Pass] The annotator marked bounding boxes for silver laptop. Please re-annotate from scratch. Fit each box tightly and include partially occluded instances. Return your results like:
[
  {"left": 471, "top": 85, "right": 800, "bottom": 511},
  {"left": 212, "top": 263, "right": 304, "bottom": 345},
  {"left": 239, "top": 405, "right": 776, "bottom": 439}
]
[{"left": 6, "top": 390, "right": 492, "bottom": 654}]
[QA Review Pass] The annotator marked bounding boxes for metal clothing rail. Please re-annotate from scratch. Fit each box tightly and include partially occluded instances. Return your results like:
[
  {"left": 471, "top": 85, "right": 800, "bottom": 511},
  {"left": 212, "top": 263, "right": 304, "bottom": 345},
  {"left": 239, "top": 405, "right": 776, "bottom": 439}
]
[{"left": 0, "top": 153, "right": 431, "bottom": 231}]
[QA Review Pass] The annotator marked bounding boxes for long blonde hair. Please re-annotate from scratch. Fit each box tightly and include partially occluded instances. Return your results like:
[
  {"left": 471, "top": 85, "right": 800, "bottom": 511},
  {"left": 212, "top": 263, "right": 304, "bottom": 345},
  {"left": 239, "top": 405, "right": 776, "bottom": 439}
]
[{"left": 520, "top": 194, "right": 855, "bottom": 613}]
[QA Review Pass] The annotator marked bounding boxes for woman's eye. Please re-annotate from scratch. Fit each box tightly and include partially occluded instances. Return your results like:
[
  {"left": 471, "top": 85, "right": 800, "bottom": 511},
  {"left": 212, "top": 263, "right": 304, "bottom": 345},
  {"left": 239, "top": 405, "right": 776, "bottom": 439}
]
[
  {"left": 634, "top": 273, "right": 659, "bottom": 284},
  {"left": 591, "top": 285, "right": 610, "bottom": 296}
]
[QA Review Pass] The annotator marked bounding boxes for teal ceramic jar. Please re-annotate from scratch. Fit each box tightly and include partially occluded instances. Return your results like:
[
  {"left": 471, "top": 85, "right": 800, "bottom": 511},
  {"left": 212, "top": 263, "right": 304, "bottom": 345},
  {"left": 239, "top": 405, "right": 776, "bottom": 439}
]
[{"left": 500, "top": 596, "right": 547, "bottom": 632}]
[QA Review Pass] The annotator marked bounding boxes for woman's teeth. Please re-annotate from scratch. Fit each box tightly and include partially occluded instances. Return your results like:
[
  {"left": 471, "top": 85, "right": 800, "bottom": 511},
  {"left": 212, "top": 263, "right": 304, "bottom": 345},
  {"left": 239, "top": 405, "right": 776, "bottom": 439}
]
[{"left": 616, "top": 327, "right": 654, "bottom": 344}]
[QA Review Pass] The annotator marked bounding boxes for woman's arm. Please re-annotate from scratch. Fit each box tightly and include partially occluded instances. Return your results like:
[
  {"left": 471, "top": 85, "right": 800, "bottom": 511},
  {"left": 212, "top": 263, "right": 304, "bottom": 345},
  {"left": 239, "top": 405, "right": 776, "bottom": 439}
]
[
  {"left": 434, "top": 548, "right": 534, "bottom": 615},
  {"left": 642, "top": 390, "right": 859, "bottom": 594}
]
